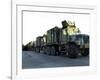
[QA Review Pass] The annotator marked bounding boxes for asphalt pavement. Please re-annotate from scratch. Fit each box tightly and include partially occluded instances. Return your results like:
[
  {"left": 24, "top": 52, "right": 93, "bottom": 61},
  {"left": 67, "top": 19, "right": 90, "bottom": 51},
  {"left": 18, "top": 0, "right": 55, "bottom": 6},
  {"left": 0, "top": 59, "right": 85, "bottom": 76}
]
[{"left": 22, "top": 51, "right": 89, "bottom": 69}]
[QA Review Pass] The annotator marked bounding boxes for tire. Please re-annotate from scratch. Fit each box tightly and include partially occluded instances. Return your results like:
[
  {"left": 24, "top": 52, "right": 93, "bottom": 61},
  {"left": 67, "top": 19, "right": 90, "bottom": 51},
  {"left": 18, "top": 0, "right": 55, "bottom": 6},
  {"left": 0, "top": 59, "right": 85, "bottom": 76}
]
[
  {"left": 81, "top": 48, "right": 89, "bottom": 56},
  {"left": 51, "top": 47, "right": 56, "bottom": 56},
  {"left": 45, "top": 47, "right": 48, "bottom": 54},
  {"left": 68, "top": 44, "right": 79, "bottom": 58},
  {"left": 46, "top": 47, "right": 51, "bottom": 55},
  {"left": 37, "top": 48, "right": 40, "bottom": 53},
  {"left": 43, "top": 47, "right": 46, "bottom": 54}
]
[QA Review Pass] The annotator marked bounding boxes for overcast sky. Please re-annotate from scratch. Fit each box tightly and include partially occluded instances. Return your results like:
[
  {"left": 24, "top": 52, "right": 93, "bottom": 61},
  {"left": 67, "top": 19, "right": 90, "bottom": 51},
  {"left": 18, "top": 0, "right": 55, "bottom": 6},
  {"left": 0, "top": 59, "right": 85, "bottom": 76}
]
[{"left": 23, "top": 11, "right": 90, "bottom": 45}]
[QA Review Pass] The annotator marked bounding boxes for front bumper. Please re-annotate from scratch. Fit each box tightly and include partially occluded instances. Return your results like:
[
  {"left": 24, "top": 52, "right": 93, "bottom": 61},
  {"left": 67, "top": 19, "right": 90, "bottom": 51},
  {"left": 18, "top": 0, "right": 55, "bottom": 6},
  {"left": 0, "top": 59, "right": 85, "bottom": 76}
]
[{"left": 79, "top": 43, "right": 89, "bottom": 49}]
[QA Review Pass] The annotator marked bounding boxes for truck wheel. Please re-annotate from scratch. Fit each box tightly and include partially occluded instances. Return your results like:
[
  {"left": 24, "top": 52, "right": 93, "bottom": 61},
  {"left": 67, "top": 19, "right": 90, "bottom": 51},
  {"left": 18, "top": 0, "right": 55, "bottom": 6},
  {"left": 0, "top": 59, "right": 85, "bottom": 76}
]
[
  {"left": 45, "top": 47, "right": 48, "bottom": 54},
  {"left": 47, "top": 47, "right": 51, "bottom": 55},
  {"left": 51, "top": 47, "right": 56, "bottom": 56},
  {"left": 37, "top": 48, "right": 40, "bottom": 53},
  {"left": 43, "top": 47, "right": 46, "bottom": 54},
  {"left": 36, "top": 48, "right": 38, "bottom": 53},
  {"left": 81, "top": 48, "right": 89, "bottom": 56},
  {"left": 68, "top": 44, "right": 79, "bottom": 58}
]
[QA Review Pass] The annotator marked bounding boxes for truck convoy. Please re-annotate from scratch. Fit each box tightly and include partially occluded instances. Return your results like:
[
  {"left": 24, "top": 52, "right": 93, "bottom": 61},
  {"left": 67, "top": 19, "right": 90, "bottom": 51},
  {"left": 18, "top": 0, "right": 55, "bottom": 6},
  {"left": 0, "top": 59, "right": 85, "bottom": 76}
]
[{"left": 32, "top": 20, "right": 89, "bottom": 58}]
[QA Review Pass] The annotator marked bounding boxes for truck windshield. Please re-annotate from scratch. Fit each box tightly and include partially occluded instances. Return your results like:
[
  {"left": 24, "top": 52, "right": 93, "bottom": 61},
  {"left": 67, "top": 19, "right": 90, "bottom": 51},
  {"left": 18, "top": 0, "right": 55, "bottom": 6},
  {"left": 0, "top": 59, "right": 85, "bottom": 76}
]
[
  {"left": 76, "top": 34, "right": 89, "bottom": 43},
  {"left": 84, "top": 35, "right": 89, "bottom": 43}
]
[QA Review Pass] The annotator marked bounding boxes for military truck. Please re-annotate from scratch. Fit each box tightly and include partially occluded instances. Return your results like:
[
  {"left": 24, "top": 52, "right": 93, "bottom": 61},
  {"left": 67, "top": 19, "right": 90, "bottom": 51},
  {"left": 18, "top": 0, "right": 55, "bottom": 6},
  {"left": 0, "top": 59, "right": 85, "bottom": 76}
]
[
  {"left": 22, "top": 41, "right": 34, "bottom": 51},
  {"left": 35, "top": 36, "right": 44, "bottom": 53},
  {"left": 42, "top": 34, "right": 47, "bottom": 54},
  {"left": 58, "top": 20, "right": 89, "bottom": 58},
  {"left": 43, "top": 27, "right": 60, "bottom": 55},
  {"left": 35, "top": 20, "right": 89, "bottom": 58}
]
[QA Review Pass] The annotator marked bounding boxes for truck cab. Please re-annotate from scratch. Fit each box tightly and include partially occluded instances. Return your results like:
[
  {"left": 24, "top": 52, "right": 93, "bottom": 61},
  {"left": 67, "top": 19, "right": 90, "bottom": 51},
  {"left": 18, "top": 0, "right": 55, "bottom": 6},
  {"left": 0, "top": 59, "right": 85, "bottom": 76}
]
[{"left": 59, "top": 20, "right": 89, "bottom": 58}]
